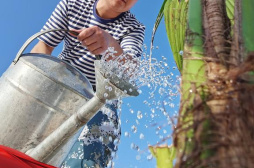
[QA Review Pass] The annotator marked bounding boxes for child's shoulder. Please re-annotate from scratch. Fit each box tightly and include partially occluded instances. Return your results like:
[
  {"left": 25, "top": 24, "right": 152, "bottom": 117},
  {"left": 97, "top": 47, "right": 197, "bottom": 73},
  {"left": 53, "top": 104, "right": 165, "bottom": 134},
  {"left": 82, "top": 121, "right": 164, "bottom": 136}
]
[{"left": 122, "top": 11, "right": 145, "bottom": 29}]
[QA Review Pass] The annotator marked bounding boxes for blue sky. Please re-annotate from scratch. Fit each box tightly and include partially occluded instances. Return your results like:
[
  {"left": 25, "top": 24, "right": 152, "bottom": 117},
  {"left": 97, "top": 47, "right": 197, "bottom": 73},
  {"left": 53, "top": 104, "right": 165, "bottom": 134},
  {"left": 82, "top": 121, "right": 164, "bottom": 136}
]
[{"left": 0, "top": 0, "right": 180, "bottom": 167}]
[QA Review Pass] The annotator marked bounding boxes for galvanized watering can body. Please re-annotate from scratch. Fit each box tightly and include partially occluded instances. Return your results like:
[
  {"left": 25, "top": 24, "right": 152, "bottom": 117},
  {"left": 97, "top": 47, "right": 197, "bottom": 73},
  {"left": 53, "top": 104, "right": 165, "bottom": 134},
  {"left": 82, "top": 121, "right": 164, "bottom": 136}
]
[{"left": 0, "top": 30, "right": 94, "bottom": 160}]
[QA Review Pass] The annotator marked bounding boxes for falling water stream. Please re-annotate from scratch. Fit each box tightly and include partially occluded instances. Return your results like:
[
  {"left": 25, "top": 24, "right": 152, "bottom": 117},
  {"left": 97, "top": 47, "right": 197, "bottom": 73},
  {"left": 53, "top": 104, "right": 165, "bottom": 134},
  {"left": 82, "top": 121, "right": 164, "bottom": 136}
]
[{"left": 96, "top": 45, "right": 180, "bottom": 168}]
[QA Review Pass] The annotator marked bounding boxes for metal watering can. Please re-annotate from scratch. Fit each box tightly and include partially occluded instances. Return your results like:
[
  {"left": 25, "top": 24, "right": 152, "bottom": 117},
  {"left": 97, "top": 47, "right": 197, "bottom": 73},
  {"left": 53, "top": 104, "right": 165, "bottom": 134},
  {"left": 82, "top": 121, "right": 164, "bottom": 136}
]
[{"left": 0, "top": 29, "right": 139, "bottom": 166}]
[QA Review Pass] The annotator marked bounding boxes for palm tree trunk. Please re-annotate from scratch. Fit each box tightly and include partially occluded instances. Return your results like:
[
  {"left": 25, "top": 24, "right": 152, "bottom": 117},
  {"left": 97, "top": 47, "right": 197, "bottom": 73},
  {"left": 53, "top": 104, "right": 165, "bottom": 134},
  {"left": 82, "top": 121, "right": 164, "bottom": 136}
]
[{"left": 174, "top": 0, "right": 254, "bottom": 168}]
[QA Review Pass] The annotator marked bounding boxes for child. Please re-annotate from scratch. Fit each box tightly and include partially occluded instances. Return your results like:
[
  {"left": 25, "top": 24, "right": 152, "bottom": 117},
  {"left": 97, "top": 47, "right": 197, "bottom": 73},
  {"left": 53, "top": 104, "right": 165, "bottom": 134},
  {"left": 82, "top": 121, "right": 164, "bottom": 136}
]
[{"left": 31, "top": 0, "right": 145, "bottom": 167}]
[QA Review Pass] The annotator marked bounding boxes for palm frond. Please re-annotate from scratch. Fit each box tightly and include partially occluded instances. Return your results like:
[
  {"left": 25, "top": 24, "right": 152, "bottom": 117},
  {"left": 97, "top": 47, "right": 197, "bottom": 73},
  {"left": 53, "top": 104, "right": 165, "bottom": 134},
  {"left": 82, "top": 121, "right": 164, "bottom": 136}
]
[
  {"left": 164, "top": 0, "right": 189, "bottom": 72},
  {"left": 149, "top": 0, "right": 169, "bottom": 69}
]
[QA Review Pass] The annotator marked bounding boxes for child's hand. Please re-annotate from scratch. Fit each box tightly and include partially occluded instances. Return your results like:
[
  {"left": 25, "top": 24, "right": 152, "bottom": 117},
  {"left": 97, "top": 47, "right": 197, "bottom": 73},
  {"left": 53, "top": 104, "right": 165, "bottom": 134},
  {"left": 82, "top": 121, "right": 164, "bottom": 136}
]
[{"left": 73, "top": 26, "right": 111, "bottom": 55}]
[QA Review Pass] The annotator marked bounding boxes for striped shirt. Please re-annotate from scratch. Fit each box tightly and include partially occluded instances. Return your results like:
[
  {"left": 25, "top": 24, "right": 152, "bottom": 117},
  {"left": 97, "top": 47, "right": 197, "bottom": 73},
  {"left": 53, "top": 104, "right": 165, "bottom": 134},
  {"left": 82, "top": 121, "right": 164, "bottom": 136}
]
[{"left": 39, "top": 0, "right": 145, "bottom": 86}]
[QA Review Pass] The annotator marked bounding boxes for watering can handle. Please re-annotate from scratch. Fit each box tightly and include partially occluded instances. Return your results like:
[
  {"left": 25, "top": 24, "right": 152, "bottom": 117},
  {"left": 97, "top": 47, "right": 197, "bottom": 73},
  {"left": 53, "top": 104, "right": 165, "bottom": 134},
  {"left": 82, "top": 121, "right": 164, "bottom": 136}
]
[{"left": 13, "top": 29, "right": 77, "bottom": 64}]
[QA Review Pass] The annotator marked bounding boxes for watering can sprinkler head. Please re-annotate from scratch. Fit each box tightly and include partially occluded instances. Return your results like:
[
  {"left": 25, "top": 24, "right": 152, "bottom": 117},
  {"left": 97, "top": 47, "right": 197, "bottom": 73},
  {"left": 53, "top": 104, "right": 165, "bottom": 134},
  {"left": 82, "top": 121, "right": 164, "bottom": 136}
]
[{"left": 94, "top": 60, "right": 139, "bottom": 101}]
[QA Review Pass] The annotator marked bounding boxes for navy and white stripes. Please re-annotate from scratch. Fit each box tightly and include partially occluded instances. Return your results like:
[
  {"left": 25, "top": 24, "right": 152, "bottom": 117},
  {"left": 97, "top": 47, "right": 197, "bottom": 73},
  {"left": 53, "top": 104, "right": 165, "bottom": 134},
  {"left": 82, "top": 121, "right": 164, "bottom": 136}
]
[{"left": 39, "top": 0, "right": 145, "bottom": 86}]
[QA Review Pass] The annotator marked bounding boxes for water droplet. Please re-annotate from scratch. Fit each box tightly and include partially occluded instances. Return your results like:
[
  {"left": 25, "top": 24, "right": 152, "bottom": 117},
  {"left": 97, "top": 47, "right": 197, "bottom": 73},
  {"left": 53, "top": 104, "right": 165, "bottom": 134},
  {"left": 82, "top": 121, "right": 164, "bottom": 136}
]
[
  {"left": 158, "top": 87, "right": 165, "bottom": 95},
  {"left": 130, "top": 143, "right": 139, "bottom": 150},
  {"left": 108, "top": 136, "right": 112, "bottom": 142},
  {"left": 104, "top": 78, "right": 109, "bottom": 83},
  {"left": 131, "top": 125, "right": 137, "bottom": 133},
  {"left": 137, "top": 111, "right": 143, "bottom": 119},
  {"left": 111, "top": 152, "right": 116, "bottom": 158},
  {"left": 114, "top": 138, "right": 120, "bottom": 145},
  {"left": 139, "top": 133, "right": 145, "bottom": 140},
  {"left": 104, "top": 93, "right": 108, "bottom": 98},
  {"left": 124, "top": 132, "right": 130, "bottom": 137},
  {"left": 147, "top": 154, "right": 153, "bottom": 160},
  {"left": 99, "top": 136, "right": 103, "bottom": 142},
  {"left": 169, "top": 103, "right": 175, "bottom": 108},
  {"left": 108, "top": 86, "right": 112, "bottom": 92},
  {"left": 179, "top": 50, "right": 184, "bottom": 55}
]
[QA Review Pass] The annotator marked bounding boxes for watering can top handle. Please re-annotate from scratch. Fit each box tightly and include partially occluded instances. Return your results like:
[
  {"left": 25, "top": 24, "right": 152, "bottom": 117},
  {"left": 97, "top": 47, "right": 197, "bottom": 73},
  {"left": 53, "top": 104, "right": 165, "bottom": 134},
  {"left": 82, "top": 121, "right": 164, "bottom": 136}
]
[{"left": 13, "top": 29, "right": 74, "bottom": 64}]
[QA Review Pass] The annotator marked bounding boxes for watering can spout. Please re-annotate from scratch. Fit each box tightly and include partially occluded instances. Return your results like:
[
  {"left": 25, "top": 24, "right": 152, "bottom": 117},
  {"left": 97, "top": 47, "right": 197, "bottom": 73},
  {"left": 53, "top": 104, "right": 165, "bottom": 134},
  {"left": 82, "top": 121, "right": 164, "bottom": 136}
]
[{"left": 26, "top": 60, "right": 139, "bottom": 164}]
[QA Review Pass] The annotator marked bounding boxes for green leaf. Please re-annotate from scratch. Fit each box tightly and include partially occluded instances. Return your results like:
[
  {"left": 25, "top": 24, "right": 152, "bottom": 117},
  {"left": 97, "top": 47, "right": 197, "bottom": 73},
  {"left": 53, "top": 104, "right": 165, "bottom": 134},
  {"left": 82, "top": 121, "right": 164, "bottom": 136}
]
[
  {"left": 149, "top": 146, "right": 176, "bottom": 168},
  {"left": 226, "top": 0, "right": 235, "bottom": 22},
  {"left": 242, "top": 0, "right": 254, "bottom": 54}
]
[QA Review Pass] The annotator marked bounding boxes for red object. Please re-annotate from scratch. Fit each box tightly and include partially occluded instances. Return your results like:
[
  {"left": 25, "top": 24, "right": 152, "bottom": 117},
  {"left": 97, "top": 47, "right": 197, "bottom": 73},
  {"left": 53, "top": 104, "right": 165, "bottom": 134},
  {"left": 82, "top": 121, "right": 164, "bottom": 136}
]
[{"left": 0, "top": 145, "right": 56, "bottom": 168}]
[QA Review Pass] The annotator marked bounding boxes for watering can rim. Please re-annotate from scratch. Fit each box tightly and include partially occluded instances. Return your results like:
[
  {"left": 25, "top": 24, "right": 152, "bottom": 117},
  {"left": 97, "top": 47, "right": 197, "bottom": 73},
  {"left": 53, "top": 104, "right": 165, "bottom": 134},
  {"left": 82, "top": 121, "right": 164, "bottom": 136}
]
[{"left": 18, "top": 53, "right": 95, "bottom": 99}]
